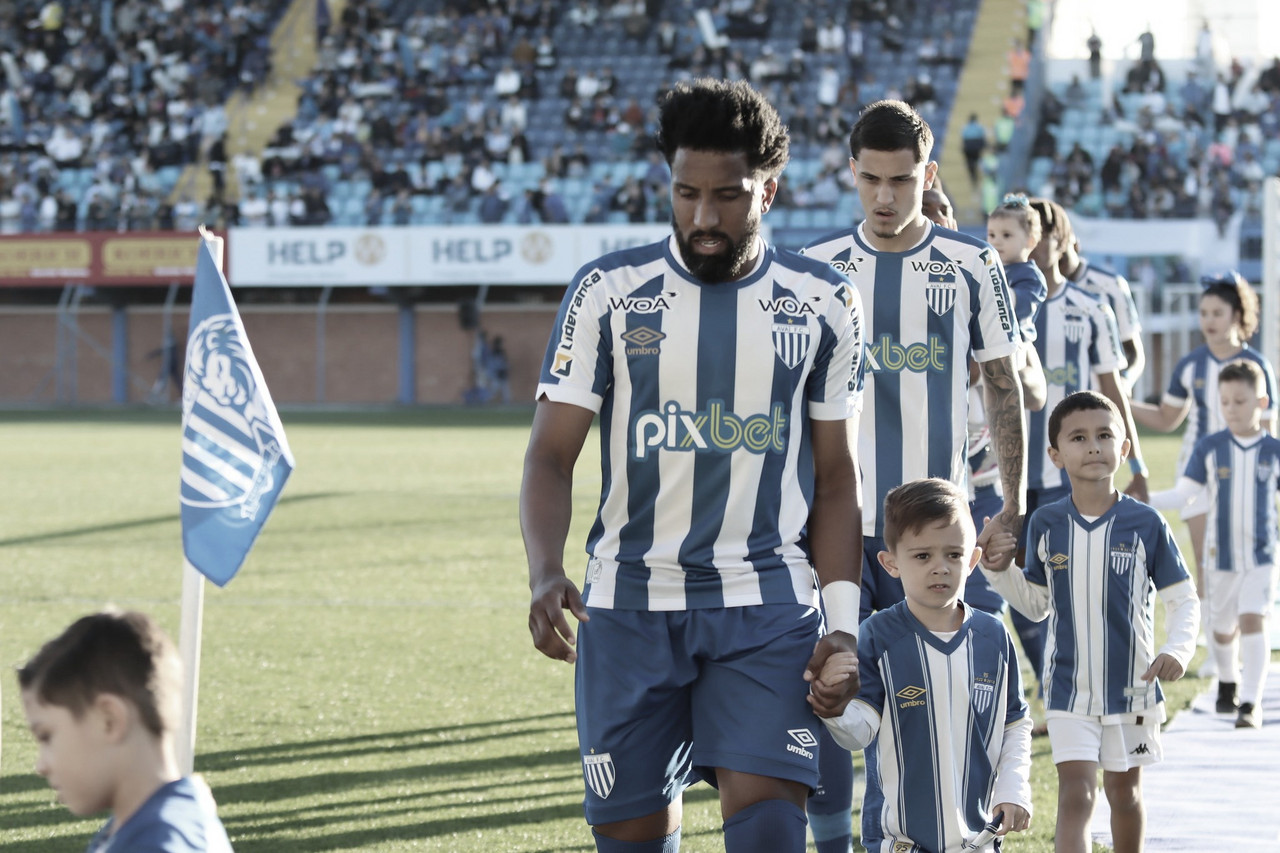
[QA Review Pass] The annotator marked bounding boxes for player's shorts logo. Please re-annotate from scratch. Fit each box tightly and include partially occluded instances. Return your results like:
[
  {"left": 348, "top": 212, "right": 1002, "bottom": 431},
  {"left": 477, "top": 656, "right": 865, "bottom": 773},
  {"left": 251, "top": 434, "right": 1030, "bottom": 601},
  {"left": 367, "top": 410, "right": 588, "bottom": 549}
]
[
  {"left": 786, "top": 728, "right": 816, "bottom": 759},
  {"left": 583, "top": 752, "right": 616, "bottom": 799},
  {"left": 972, "top": 681, "right": 995, "bottom": 714},
  {"left": 772, "top": 321, "right": 811, "bottom": 369},
  {"left": 926, "top": 281, "right": 957, "bottom": 316},
  {"left": 181, "top": 314, "right": 285, "bottom": 520}
]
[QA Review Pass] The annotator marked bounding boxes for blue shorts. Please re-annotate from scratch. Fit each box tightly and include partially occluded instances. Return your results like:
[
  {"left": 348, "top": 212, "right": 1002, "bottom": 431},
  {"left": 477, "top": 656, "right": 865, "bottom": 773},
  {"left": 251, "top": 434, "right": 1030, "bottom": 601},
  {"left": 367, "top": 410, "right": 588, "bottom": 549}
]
[{"left": 574, "top": 604, "right": 823, "bottom": 825}]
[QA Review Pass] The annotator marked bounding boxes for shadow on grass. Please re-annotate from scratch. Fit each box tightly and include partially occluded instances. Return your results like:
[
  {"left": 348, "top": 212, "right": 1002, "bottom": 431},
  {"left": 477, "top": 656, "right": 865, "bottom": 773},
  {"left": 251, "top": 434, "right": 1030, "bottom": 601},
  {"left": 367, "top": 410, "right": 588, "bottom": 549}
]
[
  {"left": 195, "top": 711, "right": 574, "bottom": 772},
  {"left": 0, "top": 492, "right": 346, "bottom": 548}
]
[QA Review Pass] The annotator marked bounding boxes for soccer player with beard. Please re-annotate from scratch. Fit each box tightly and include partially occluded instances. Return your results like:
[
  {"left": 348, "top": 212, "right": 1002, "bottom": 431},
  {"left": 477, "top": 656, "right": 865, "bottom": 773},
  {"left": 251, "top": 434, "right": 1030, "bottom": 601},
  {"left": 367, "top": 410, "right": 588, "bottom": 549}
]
[
  {"left": 521, "top": 78, "right": 866, "bottom": 853},
  {"left": 800, "top": 100, "right": 1027, "bottom": 853}
]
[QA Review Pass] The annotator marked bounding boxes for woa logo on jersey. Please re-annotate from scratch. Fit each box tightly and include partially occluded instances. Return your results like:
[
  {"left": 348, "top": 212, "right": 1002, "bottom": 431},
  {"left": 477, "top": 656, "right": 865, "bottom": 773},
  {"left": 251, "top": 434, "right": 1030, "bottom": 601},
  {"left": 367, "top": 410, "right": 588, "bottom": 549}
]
[
  {"left": 181, "top": 314, "right": 286, "bottom": 520},
  {"left": 632, "top": 399, "right": 787, "bottom": 459}
]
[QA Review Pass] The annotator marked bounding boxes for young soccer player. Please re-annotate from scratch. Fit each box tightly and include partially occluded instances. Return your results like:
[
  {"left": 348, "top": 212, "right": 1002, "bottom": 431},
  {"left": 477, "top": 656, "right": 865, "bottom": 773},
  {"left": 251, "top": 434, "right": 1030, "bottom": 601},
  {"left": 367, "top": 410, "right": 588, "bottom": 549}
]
[
  {"left": 1059, "top": 230, "right": 1146, "bottom": 390},
  {"left": 1130, "top": 270, "right": 1277, "bottom": 678},
  {"left": 18, "top": 609, "right": 235, "bottom": 852},
  {"left": 821, "top": 478, "right": 1033, "bottom": 853},
  {"left": 522, "top": 78, "right": 864, "bottom": 853},
  {"left": 1149, "top": 360, "right": 1280, "bottom": 728},
  {"left": 983, "top": 391, "right": 1199, "bottom": 853}
]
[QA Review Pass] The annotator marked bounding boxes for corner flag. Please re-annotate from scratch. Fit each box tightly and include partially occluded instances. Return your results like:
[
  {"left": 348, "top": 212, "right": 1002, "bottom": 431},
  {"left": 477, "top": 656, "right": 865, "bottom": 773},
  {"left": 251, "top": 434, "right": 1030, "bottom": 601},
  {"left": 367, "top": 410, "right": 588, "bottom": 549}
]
[{"left": 180, "top": 236, "right": 294, "bottom": 586}]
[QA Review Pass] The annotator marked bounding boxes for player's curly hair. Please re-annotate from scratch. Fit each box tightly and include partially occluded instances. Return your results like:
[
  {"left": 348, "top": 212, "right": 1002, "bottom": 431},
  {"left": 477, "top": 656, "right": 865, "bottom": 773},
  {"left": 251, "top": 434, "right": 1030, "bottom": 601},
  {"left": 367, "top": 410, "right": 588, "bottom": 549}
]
[
  {"left": 848, "top": 99, "right": 933, "bottom": 163},
  {"left": 1200, "top": 270, "right": 1260, "bottom": 339},
  {"left": 655, "top": 78, "right": 790, "bottom": 180}
]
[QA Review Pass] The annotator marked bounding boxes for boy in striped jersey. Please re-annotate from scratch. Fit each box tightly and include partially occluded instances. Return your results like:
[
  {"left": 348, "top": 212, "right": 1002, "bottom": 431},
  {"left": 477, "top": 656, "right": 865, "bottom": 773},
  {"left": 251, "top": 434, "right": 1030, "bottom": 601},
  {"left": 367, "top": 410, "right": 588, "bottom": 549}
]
[
  {"left": 521, "top": 79, "right": 864, "bottom": 853},
  {"left": 1149, "top": 360, "right": 1280, "bottom": 728},
  {"left": 822, "top": 478, "right": 1034, "bottom": 853},
  {"left": 983, "top": 392, "right": 1199, "bottom": 853}
]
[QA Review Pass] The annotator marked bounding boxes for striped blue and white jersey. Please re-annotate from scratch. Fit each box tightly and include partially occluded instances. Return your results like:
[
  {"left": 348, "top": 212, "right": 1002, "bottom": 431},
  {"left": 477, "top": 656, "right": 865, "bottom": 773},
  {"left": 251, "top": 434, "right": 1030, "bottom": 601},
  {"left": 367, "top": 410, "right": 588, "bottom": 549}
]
[
  {"left": 1068, "top": 257, "right": 1142, "bottom": 342},
  {"left": 1028, "top": 285, "right": 1126, "bottom": 491},
  {"left": 854, "top": 602, "right": 1031, "bottom": 853},
  {"left": 1024, "top": 496, "right": 1193, "bottom": 717},
  {"left": 1164, "top": 344, "right": 1277, "bottom": 472},
  {"left": 1183, "top": 429, "right": 1280, "bottom": 572},
  {"left": 536, "top": 235, "right": 864, "bottom": 612},
  {"left": 801, "top": 222, "right": 1019, "bottom": 537}
]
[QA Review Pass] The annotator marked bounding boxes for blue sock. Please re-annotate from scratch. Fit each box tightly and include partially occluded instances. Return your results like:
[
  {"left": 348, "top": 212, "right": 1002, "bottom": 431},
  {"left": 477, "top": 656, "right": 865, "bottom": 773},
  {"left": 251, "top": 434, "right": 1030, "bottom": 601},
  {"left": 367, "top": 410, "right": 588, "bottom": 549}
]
[
  {"left": 723, "top": 799, "right": 807, "bottom": 853},
  {"left": 809, "top": 807, "right": 853, "bottom": 853},
  {"left": 591, "top": 827, "right": 680, "bottom": 853},
  {"left": 808, "top": 725, "right": 854, "bottom": 853}
]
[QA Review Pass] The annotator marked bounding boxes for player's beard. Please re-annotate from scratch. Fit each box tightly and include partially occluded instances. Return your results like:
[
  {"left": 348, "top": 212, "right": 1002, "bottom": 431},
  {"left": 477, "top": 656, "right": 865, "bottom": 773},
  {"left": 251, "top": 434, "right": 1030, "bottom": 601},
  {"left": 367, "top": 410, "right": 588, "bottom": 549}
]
[{"left": 672, "top": 214, "right": 760, "bottom": 284}]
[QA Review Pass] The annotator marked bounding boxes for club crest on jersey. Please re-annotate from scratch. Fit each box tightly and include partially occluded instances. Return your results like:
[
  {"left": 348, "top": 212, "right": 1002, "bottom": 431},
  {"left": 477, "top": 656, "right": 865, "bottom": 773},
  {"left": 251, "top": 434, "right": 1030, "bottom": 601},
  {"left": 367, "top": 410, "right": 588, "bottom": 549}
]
[
  {"left": 1256, "top": 458, "right": 1278, "bottom": 482},
  {"left": 926, "top": 281, "right": 957, "bottom": 316},
  {"left": 972, "top": 676, "right": 996, "bottom": 714},
  {"left": 772, "top": 320, "right": 811, "bottom": 369},
  {"left": 621, "top": 325, "right": 665, "bottom": 356},
  {"left": 1110, "top": 541, "right": 1135, "bottom": 575},
  {"left": 1063, "top": 311, "right": 1090, "bottom": 343},
  {"left": 583, "top": 752, "right": 616, "bottom": 799}
]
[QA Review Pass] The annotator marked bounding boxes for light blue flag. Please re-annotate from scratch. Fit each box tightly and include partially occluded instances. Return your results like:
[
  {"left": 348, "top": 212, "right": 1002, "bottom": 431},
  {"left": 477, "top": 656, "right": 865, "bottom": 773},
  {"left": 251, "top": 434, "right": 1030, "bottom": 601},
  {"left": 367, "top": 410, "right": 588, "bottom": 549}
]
[{"left": 180, "top": 238, "right": 295, "bottom": 586}]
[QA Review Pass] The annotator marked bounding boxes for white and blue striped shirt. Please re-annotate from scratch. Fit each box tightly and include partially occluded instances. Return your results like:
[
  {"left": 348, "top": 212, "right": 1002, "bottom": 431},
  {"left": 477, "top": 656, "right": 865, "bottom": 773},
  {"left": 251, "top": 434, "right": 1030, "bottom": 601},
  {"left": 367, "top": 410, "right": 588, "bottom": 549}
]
[
  {"left": 1184, "top": 430, "right": 1280, "bottom": 572},
  {"left": 1069, "top": 258, "right": 1142, "bottom": 343},
  {"left": 801, "top": 222, "right": 1019, "bottom": 536},
  {"left": 1164, "top": 344, "right": 1277, "bottom": 473},
  {"left": 1010, "top": 496, "right": 1196, "bottom": 717},
  {"left": 536, "top": 236, "right": 864, "bottom": 611},
  {"left": 1028, "top": 285, "right": 1126, "bottom": 491},
  {"left": 850, "top": 603, "right": 1032, "bottom": 853}
]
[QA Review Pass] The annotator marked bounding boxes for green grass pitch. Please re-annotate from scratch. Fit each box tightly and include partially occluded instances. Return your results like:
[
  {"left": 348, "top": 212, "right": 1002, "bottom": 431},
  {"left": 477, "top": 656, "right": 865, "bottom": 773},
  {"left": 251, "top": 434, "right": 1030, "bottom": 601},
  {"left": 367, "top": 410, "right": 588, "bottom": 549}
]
[{"left": 0, "top": 410, "right": 1208, "bottom": 852}]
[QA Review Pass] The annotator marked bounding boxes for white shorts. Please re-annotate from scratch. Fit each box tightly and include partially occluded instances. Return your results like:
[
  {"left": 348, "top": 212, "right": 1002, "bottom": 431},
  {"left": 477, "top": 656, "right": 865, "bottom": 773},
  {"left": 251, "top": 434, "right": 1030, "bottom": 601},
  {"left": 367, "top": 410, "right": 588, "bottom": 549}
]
[
  {"left": 1208, "top": 566, "right": 1277, "bottom": 633},
  {"left": 1047, "top": 708, "right": 1165, "bottom": 771}
]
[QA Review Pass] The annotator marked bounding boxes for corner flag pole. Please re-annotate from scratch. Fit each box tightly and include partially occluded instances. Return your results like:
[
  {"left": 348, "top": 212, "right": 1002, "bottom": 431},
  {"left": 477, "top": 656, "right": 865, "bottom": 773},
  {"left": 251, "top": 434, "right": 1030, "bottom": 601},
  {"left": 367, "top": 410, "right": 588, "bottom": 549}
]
[{"left": 176, "top": 228, "right": 223, "bottom": 776}]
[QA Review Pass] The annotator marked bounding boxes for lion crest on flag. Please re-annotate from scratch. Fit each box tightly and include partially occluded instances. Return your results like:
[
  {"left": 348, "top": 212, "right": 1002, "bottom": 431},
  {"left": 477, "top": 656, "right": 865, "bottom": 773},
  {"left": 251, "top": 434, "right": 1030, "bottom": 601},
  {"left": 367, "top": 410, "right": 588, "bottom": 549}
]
[{"left": 181, "top": 313, "right": 284, "bottom": 521}]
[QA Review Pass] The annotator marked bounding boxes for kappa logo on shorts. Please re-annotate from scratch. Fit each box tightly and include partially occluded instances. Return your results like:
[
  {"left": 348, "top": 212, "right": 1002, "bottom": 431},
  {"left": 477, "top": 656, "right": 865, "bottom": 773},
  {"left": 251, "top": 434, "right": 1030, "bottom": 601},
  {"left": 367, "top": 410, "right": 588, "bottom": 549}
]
[
  {"left": 786, "top": 728, "right": 817, "bottom": 759},
  {"left": 1130, "top": 743, "right": 1151, "bottom": 756},
  {"left": 583, "top": 752, "right": 616, "bottom": 799}
]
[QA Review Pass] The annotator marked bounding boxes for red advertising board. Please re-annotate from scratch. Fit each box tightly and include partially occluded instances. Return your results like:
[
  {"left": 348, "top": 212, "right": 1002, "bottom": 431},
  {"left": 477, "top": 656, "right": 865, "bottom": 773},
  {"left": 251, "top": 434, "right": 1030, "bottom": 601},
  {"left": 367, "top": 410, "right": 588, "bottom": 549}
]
[{"left": 0, "top": 232, "right": 223, "bottom": 286}]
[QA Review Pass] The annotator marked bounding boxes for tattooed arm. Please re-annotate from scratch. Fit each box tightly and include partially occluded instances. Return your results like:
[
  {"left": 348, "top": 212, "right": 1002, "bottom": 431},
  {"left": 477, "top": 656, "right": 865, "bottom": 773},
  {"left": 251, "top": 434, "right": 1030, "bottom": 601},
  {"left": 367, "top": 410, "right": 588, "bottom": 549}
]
[{"left": 977, "top": 354, "right": 1027, "bottom": 570}]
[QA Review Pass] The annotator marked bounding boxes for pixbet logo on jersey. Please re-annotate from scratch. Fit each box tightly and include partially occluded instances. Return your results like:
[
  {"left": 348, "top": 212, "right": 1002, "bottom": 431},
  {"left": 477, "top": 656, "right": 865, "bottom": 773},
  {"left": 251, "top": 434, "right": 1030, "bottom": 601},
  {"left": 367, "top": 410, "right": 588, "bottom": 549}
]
[
  {"left": 864, "top": 333, "right": 948, "bottom": 373},
  {"left": 631, "top": 400, "right": 788, "bottom": 459}
]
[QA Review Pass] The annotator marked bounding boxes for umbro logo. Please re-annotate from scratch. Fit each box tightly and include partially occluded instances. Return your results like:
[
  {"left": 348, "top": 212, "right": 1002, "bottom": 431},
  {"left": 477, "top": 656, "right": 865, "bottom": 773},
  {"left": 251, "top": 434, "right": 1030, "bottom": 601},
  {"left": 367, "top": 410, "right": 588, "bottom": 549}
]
[{"left": 786, "top": 728, "right": 816, "bottom": 759}]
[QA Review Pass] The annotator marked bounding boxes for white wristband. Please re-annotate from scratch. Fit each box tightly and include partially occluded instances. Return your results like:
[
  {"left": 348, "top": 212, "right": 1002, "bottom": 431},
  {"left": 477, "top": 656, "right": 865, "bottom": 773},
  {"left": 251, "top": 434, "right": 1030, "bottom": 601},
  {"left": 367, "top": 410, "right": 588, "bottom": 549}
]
[{"left": 822, "top": 580, "right": 860, "bottom": 640}]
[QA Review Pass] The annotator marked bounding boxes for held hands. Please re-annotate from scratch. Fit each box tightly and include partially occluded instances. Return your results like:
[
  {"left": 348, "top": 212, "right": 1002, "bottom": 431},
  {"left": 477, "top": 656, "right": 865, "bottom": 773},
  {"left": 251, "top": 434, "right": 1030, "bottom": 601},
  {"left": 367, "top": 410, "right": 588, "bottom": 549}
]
[
  {"left": 978, "top": 509, "right": 1023, "bottom": 571},
  {"left": 804, "top": 632, "right": 859, "bottom": 718},
  {"left": 528, "top": 575, "right": 589, "bottom": 663},
  {"left": 1141, "top": 652, "right": 1185, "bottom": 683},
  {"left": 979, "top": 519, "right": 1018, "bottom": 572}
]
